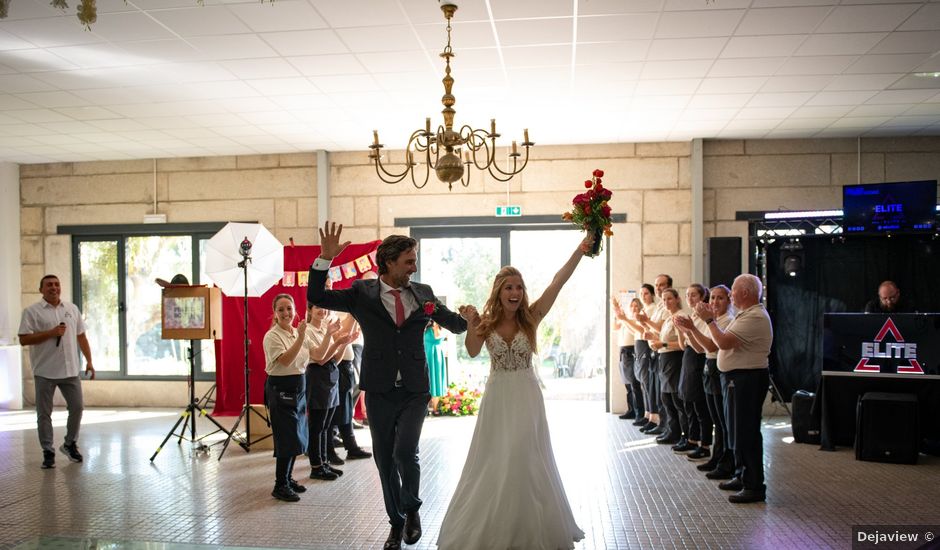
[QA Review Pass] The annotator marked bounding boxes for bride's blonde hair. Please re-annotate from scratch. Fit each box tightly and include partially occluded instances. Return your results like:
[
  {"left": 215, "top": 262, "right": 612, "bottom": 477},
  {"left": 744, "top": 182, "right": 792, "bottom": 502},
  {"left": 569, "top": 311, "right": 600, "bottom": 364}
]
[{"left": 476, "top": 266, "right": 538, "bottom": 352}]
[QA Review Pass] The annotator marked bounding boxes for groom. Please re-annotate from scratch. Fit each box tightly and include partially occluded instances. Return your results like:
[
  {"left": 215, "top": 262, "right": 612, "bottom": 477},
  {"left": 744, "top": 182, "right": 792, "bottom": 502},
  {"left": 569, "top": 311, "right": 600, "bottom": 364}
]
[{"left": 308, "top": 222, "right": 468, "bottom": 550}]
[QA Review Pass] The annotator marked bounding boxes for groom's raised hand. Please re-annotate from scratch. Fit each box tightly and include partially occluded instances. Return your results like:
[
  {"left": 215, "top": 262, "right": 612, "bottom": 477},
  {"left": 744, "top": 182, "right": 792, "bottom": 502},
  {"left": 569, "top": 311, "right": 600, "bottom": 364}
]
[{"left": 318, "top": 221, "right": 351, "bottom": 260}]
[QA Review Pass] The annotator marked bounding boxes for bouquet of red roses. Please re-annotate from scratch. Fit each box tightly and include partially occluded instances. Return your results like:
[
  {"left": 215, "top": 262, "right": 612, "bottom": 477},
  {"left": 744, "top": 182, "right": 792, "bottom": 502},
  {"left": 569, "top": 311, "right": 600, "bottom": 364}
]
[{"left": 562, "top": 169, "right": 613, "bottom": 257}]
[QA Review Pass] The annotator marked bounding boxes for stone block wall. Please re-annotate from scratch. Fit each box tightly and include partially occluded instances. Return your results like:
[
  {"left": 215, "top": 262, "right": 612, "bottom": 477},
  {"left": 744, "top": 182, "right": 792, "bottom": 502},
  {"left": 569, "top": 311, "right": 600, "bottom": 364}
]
[{"left": 15, "top": 137, "right": 940, "bottom": 410}]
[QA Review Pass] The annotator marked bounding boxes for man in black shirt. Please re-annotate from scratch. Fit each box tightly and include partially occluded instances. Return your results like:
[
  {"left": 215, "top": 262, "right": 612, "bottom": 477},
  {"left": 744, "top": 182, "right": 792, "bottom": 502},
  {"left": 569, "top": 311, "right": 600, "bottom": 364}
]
[{"left": 864, "top": 280, "right": 913, "bottom": 313}]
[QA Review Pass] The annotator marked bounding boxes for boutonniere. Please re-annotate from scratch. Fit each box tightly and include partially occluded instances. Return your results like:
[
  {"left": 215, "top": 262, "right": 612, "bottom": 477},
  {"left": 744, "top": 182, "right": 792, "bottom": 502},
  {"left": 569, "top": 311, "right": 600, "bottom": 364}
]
[{"left": 423, "top": 301, "right": 437, "bottom": 315}]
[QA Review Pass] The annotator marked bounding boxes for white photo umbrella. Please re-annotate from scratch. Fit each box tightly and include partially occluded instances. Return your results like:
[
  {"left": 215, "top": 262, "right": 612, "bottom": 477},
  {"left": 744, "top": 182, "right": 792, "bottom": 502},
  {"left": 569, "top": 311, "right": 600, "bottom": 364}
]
[{"left": 205, "top": 222, "right": 283, "bottom": 297}]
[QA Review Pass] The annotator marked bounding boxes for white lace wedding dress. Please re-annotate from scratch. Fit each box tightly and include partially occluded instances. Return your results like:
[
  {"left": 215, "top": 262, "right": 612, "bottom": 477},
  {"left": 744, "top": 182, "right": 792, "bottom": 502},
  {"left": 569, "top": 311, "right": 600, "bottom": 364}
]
[{"left": 437, "top": 332, "right": 584, "bottom": 550}]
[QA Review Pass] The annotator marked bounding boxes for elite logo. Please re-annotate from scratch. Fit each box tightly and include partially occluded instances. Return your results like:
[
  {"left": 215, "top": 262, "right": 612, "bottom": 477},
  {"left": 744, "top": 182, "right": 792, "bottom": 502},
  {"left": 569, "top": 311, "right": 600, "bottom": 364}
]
[{"left": 854, "top": 317, "right": 924, "bottom": 374}]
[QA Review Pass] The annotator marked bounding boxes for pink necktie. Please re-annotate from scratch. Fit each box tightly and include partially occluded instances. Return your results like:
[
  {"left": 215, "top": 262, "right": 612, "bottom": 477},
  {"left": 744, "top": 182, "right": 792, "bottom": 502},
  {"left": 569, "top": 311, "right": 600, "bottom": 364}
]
[{"left": 390, "top": 289, "right": 405, "bottom": 326}]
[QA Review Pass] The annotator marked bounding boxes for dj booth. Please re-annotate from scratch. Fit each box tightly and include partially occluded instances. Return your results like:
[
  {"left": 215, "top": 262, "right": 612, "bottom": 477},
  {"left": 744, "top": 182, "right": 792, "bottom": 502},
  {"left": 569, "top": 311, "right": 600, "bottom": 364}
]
[{"left": 818, "top": 313, "right": 940, "bottom": 450}]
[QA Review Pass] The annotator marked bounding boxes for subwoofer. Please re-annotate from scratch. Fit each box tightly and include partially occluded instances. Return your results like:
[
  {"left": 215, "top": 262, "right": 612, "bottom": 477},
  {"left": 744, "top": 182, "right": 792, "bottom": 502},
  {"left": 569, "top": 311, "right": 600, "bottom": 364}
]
[
  {"left": 791, "top": 390, "right": 820, "bottom": 444},
  {"left": 706, "top": 237, "right": 741, "bottom": 288},
  {"left": 855, "top": 392, "right": 919, "bottom": 465}
]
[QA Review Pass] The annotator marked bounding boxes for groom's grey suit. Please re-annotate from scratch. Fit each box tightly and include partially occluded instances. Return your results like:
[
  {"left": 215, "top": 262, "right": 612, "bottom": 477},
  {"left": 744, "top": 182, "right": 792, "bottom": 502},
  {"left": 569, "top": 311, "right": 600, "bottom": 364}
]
[{"left": 307, "top": 265, "right": 467, "bottom": 527}]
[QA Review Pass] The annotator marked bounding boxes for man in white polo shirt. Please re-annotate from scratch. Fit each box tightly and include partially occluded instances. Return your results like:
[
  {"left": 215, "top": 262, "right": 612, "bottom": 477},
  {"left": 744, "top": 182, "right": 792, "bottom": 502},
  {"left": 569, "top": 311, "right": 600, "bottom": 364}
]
[
  {"left": 18, "top": 274, "right": 95, "bottom": 469},
  {"left": 695, "top": 274, "right": 773, "bottom": 504}
]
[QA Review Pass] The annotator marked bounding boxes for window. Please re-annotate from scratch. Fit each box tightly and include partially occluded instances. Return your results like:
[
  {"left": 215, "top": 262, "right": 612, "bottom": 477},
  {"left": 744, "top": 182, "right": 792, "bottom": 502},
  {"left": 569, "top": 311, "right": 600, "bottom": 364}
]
[{"left": 68, "top": 223, "right": 226, "bottom": 380}]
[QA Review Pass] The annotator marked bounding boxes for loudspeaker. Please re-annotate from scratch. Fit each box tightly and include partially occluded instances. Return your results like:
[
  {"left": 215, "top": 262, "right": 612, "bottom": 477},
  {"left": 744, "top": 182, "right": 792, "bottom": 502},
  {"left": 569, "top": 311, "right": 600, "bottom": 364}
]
[
  {"left": 855, "top": 392, "right": 919, "bottom": 465},
  {"left": 706, "top": 237, "right": 741, "bottom": 288},
  {"left": 791, "top": 390, "right": 820, "bottom": 444}
]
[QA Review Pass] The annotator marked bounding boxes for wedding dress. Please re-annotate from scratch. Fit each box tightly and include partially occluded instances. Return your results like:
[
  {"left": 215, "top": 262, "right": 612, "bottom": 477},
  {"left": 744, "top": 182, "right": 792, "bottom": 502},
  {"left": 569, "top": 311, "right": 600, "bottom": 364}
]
[{"left": 437, "top": 331, "right": 584, "bottom": 550}]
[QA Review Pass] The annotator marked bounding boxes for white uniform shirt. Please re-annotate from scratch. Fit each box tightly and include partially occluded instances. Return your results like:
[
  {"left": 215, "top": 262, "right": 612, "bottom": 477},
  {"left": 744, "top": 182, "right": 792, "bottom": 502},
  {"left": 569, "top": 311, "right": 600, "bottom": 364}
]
[
  {"left": 18, "top": 300, "right": 87, "bottom": 379},
  {"left": 717, "top": 304, "right": 773, "bottom": 372}
]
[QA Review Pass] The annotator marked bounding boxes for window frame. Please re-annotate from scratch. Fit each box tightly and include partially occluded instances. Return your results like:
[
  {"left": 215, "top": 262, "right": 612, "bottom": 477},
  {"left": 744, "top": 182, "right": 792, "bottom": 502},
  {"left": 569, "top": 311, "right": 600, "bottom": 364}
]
[{"left": 63, "top": 222, "right": 232, "bottom": 381}]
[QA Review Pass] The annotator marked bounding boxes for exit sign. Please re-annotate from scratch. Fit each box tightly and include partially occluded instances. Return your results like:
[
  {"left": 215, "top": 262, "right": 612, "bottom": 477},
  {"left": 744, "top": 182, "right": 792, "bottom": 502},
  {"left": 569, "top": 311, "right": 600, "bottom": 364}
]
[{"left": 495, "top": 205, "right": 522, "bottom": 217}]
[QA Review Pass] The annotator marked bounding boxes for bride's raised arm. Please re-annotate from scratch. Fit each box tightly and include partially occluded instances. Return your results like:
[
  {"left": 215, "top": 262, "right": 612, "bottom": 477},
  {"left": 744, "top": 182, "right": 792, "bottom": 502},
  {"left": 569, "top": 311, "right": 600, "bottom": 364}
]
[
  {"left": 459, "top": 305, "right": 484, "bottom": 358},
  {"left": 529, "top": 234, "right": 593, "bottom": 321}
]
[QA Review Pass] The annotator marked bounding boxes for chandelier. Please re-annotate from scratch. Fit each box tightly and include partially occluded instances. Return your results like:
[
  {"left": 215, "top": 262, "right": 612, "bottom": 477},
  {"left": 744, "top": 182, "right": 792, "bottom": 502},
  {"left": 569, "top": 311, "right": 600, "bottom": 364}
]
[{"left": 368, "top": 1, "right": 533, "bottom": 191}]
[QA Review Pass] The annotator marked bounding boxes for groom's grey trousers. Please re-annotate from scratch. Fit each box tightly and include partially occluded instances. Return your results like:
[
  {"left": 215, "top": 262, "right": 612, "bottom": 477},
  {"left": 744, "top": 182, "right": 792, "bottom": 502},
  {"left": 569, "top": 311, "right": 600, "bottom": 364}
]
[{"left": 366, "top": 387, "right": 431, "bottom": 527}]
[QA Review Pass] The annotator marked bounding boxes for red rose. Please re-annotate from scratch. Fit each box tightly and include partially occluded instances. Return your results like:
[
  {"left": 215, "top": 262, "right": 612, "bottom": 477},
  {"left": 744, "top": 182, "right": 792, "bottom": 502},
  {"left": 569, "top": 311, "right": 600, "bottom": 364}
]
[
  {"left": 584, "top": 180, "right": 592, "bottom": 188},
  {"left": 423, "top": 301, "right": 435, "bottom": 315},
  {"left": 593, "top": 169, "right": 604, "bottom": 178},
  {"left": 601, "top": 205, "right": 612, "bottom": 218},
  {"left": 583, "top": 204, "right": 592, "bottom": 215}
]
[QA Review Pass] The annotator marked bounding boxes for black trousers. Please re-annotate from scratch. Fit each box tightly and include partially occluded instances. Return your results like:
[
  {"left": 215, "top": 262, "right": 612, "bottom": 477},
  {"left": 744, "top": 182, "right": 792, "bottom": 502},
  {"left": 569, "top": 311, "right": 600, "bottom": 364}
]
[
  {"left": 660, "top": 392, "right": 682, "bottom": 438},
  {"left": 366, "top": 388, "right": 430, "bottom": 528},
  {"left": 706, "top": 389, "right": 729, "bottom": 463},
  {"left": 723, "top": 369, "right": 769, "bottom": 492},
  {"left": 620, "top": 346, "right": 644, "bottom": 416},
  {"left": 308, "top": 406, "right": 336, "bottom": 467},
  {"left": 636, "top": 341, "right": 657, "bottom": 414}
]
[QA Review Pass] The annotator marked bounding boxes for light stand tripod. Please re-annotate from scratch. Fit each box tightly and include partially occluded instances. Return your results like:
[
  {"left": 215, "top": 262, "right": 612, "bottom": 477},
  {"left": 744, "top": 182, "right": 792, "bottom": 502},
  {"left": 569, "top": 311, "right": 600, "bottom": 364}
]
[
  {"left": 219, "top": 237, "right": 272, "bottom": 459},
  {"left": 150, "top": 343, "right": 231, "bottom": 461}
]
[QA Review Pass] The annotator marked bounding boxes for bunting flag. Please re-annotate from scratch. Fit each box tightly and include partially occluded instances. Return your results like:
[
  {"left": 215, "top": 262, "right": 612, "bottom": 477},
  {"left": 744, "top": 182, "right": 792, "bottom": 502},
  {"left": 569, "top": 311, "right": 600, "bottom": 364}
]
[
  {"left": 276, "top": 251, "right": 377, "bottom": 287},
  {"left": 355, "top": 255, "right": 372, "bottom": 272}
]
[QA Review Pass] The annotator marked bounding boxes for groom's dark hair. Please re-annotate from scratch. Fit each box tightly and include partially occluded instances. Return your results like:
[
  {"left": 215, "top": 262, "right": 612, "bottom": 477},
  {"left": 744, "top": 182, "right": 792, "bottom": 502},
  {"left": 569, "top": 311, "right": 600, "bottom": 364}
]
[{"left": 376, "top": 235, "right": 417, "bottom": 275}]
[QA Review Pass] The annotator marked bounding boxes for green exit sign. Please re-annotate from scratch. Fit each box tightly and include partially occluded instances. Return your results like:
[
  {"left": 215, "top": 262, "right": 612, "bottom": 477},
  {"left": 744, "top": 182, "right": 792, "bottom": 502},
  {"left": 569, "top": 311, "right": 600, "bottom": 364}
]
[{"left": 495, "top": 205, "right": 522, "bottom": 217}]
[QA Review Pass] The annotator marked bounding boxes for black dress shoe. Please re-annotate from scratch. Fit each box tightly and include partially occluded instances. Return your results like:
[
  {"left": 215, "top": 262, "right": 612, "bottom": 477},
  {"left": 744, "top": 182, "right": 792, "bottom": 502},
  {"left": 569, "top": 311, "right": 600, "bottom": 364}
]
[
  {"left": 656, "top": 435, "right": 680, "bottom": 444},
  {"left": 697, "top": 457, "right": 719, "bottom": 470},
  {"left": 647, "top": 425, "right": 666, "bottom": 435},
  {"left": 729, "top": 488, "right": 766, "bottom": 503},
  {"left": 706, "top": 468, "right": 735, "bottom": 480},
  {"left": 346, "top": 447, "right": 372, "bottom": 459},
  {"left": 384, "top": 526, "right": 403, "bottom": 550},
  {"left": 718, "top": 477, "right": 744, "bottom": 491},
  {"left": 618, "top": 411, "right": 636, "bottom": 420},
  {"left": 403, "top": 510, "right": 422, "bottom": 545},
  {"left": 633, "top": 418, "right": 650, "bottom": 427},
  {"left": 328, "top": 451, "right": 346, "bottom": 465},
  {"left": 670, "top": 438, "right": 692, "bottom": 452},
  {"left": 687, "top": 447, "right": 711, "bottom": 460},
  {"left": 639, "top": 422, "right": 658, "bottom": 433}
]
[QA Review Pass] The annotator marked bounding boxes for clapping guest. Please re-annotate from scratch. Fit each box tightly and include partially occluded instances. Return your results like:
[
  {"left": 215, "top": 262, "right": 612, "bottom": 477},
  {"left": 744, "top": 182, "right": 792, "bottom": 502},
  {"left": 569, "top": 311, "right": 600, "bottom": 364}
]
[
  {"left": 329, "top": 313, "right": 372, "bottom": 464},
  {"left": 674, "top": 284, "right": 712, "bottom": 459},
  {"left": 305, "top": 303, "right": 355, "bottom": 481},
  {"left": 648, "top": 288, "right": 684, "bottom": 445},
  {"left": 262, "top": 294, "right": 308, "bottom": 502},
  {"left": 634, "top": 284, "right": 660, "bottom": 431},
  {"left": 612, "top": 296, "right": 644, "bottom": 420}
]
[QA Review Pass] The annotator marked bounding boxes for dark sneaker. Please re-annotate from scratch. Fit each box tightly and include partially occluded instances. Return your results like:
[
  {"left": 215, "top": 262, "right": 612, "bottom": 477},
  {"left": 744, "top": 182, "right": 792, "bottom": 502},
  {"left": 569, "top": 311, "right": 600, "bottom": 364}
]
[
  {"left": 60, "top": 443, "right": 83, "bottom": 463},
  {"left": 309, "top": 465, "right": 338, "bottom": 481},
  {"left": 41, "top": 451, "right": 55, "bottom": 469},
  {"left": 271, "top": 484, "right": 300, "bottom": 502},
  {"left": 287, "top": 478, "right": 306, "bottom": 493},
  {"left": 346, "top": 447, "right": 372, "bottom": 459},
  {"left": 328, "top": 452, "right": 346, "bottom": 466},
  {"left": 327, "top": 465, "right": 344, "bottom": 477}
]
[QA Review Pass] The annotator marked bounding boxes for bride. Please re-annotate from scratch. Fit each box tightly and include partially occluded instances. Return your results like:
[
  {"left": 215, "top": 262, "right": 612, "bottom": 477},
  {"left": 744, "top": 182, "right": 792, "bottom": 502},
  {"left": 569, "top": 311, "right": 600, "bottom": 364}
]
[{"left": 438, "top": 235, "right": 592, "bottom": 550}]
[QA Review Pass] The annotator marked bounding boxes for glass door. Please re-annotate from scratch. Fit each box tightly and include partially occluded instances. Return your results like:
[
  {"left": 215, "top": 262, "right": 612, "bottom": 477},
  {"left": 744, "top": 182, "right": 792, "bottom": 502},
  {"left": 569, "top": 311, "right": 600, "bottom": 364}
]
[
  {"left": 76, "top": 239, "right": 121, "bottom": 373},
  {"left": 418, "top": 236, "right": 502, "bottom": 390}
]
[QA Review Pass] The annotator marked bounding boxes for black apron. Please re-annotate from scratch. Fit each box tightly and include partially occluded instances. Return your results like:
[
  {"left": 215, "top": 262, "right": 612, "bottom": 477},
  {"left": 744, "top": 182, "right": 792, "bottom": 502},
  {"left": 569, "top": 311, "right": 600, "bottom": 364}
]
[
  {"left": 265, "top": 374, "right": 308, "bottom": 457},
  {"left": 679, "top": 346, "right": 706, "bottom": 402}
]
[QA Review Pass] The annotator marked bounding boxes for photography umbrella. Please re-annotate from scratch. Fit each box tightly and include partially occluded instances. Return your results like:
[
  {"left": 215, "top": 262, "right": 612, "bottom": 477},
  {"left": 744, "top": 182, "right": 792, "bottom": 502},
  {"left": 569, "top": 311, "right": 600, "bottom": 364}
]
[
  {"left": 205, "top": 222, "right": 283, "bottom": 458},
  {"left": 205, "top": 222, "right": 283, "bottom": 297}
]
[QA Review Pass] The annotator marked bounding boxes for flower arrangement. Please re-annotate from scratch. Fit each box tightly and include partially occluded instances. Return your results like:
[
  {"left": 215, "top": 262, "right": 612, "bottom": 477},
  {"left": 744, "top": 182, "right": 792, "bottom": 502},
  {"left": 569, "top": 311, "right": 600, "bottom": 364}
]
[
  {"left": 435, "top": 383, "right": 482, "bottom": 417},
  {"left": 562, "top": 169, "right": 614, "bottom": 257}
]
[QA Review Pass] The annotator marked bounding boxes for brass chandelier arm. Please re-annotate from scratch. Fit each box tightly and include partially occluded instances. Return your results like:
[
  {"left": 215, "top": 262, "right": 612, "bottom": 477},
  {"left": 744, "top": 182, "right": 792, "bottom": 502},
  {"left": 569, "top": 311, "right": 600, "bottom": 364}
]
[{"left": 367, "top": 1, "right": 532, "bottom": 190}]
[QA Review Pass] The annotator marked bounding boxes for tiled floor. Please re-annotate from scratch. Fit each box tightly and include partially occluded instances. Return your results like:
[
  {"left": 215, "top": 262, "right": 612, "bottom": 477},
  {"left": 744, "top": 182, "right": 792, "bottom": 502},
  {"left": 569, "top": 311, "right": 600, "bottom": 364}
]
[{"left": 1, "top": 402, "right": 938, "bottom": 550}]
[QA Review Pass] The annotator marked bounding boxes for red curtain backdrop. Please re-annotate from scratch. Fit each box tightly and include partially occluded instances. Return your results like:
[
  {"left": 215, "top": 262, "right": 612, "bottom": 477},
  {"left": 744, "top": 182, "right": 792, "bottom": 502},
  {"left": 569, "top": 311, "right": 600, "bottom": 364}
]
[{"left": 213, "top": 241, "right": 381, "bottom": 416}]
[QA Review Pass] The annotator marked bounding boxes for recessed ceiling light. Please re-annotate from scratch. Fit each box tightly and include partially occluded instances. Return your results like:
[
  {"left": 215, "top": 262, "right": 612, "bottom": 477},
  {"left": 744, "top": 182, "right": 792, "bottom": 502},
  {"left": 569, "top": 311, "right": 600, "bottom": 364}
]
[{"left": 913, "top": 72, "right": 940, "bottom": 78}]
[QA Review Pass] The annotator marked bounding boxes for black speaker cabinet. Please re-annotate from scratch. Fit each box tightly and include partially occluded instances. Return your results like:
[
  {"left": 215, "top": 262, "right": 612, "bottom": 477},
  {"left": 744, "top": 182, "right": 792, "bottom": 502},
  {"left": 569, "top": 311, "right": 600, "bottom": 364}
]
[
  {"left": 791, "top": 390, "right": 820, "bottom": 444},
  {"left": 855, "top": 392, "right": 919, "bottom": 465},
  {"left": 706, "top": 237, "right": 741, "bottom": 288}
]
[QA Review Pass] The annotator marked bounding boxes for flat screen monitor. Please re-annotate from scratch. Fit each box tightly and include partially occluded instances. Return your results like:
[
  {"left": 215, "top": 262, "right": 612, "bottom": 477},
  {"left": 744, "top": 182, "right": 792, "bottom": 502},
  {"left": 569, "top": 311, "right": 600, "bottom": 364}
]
[{"left": 842, "top": 180, "right": 937, "bottom": 234}]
